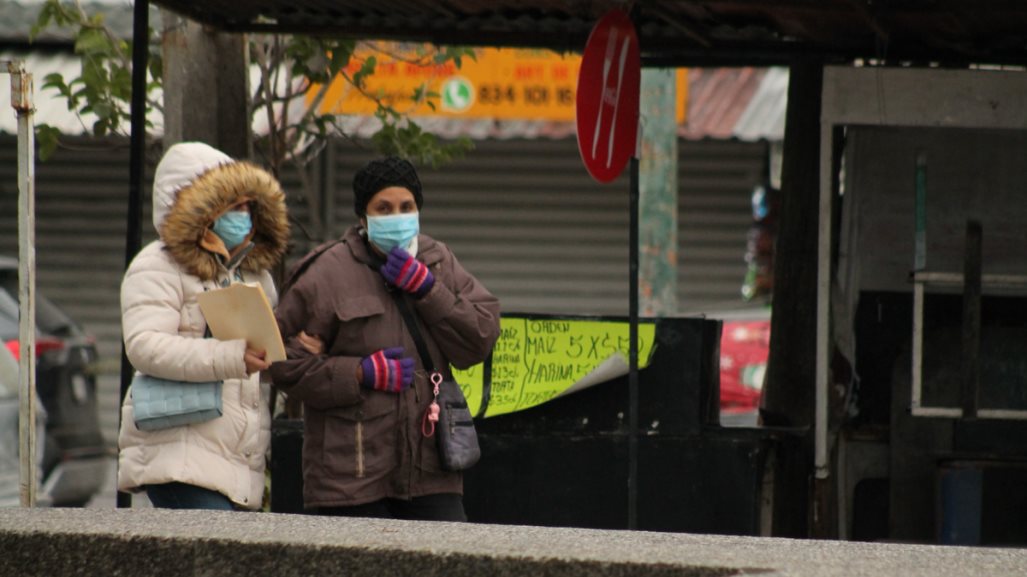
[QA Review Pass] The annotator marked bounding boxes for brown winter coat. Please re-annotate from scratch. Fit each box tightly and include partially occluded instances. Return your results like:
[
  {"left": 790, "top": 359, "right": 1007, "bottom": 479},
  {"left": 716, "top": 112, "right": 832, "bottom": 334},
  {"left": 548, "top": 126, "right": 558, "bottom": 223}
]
[{"left": 270, "top": 225, "right": 500, "bottom": 509}]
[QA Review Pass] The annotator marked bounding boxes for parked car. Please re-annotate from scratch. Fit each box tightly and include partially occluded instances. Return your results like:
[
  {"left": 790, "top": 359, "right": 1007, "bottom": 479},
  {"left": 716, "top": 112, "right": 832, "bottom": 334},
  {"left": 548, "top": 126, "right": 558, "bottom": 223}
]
[
  {"left": 0, "top": 256, "right": 107, "bottom": 506},
  {"left": 0, "top": 340, "right": 52, "bottom": 506}
]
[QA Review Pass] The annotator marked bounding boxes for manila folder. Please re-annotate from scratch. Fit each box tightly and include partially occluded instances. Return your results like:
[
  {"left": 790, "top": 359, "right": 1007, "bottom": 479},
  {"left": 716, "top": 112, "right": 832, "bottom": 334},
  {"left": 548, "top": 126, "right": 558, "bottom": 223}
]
[{"left": 196, "top": 283, "right": 286, "bottom": 363}]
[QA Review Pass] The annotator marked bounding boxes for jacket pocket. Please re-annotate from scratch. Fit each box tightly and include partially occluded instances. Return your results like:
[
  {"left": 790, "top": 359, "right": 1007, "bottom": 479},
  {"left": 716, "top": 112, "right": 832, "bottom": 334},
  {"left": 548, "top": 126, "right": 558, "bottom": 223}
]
[
  {"left": 329, "top": 296, "right": 386, "bottom": 354},
  {"left": 322, "top": 393, "right": 397, "bottom": 479}
]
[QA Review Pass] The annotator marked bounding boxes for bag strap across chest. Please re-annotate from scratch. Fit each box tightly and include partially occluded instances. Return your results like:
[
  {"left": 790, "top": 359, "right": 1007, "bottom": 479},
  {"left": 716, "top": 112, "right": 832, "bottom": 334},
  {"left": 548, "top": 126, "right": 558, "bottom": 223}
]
[{"left": 390, "top": 289, "right": 437, "bottom": 373}]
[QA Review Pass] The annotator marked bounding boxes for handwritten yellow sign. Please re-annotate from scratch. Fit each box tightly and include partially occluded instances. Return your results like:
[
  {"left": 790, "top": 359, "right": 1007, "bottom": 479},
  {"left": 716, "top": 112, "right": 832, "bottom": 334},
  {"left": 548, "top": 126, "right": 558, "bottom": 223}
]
[
  {"left": 452, "top": 316, "right": 657, "bottom": 417},
  {"left": 312, "top": 45, "right": 687, "bottom": 123}
]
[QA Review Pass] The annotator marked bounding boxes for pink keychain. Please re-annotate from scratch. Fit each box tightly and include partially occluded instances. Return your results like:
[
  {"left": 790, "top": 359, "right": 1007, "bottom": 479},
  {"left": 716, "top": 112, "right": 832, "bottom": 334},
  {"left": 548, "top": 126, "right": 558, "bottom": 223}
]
[{"left": 422, "top": 371, "right": 442, "bottom": 437}]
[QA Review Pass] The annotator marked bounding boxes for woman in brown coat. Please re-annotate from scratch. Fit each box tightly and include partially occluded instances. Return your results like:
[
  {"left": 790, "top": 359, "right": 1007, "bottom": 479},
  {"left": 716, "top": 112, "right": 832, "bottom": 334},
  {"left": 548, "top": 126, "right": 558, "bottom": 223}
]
[{"left": 270, "top": 156, "right": 500, "bottom": 521}]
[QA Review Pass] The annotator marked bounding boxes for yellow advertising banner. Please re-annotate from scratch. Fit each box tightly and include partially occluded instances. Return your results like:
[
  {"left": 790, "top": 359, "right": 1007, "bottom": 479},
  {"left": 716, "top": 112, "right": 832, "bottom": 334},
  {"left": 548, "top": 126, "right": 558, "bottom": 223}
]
[
  {"left": 313, "top": 45, "right": 687, "bottom": 123},
  {"left": 452, "top": 316, "right": 658, "bottom": 417}
]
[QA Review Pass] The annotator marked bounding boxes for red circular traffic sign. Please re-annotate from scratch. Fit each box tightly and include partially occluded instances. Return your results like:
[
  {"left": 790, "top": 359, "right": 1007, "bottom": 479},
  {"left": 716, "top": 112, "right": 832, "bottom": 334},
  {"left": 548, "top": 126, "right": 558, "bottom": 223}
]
[{"left": 575, "top": 9, "right": 641, "bottom": 183}]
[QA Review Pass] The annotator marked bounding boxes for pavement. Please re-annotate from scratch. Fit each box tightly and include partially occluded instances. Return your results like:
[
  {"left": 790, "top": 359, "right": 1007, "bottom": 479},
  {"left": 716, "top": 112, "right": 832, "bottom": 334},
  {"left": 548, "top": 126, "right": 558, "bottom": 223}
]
[
  {"left": 17, "top": 453, "right": 1027, "bottom": 577},
  {"left": 4, "top": 506, "right": 1027, "bottom": 577}
]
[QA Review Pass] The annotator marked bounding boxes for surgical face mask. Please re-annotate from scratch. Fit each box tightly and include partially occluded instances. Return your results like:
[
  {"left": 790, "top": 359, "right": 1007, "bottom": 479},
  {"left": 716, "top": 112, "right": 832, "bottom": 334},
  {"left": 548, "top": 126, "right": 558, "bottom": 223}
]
[
  {"left": 366, "top": 212, "right": 419, "bottom": 254},
  {"left": 212, "top": 210, "right": 252, "bottom": 250}
]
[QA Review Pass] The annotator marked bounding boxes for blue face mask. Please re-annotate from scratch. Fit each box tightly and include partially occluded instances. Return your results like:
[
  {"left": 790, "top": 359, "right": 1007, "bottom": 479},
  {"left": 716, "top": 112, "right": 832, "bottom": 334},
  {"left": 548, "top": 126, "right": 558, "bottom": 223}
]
[
  {"left": 212, "top": 211, "right": 252, "bottom": 250},
  {"left": 366, "top": 213, "right": 419, "bottom": 254}
]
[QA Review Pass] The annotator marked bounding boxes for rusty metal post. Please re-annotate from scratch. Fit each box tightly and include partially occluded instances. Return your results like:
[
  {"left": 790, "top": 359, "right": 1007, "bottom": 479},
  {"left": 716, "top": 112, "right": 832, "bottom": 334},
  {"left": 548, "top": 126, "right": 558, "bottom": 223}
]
[{"left": 5, "top": 60, "right": 38, "bottom": 508}]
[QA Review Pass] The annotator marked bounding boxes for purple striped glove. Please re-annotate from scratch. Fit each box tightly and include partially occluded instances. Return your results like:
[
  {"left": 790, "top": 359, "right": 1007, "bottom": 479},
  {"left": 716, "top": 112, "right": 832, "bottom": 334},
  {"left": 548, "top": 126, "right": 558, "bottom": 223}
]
[
  {"left": 381, "top": 247, "right": 435, "bottom": 298},
  {"left": 359, "top": 347, "right": 414, "bottom": 393}
]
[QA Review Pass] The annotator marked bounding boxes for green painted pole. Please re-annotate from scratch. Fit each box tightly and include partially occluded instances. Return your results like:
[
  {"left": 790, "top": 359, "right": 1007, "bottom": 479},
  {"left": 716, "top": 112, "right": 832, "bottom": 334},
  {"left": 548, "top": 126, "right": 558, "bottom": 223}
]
[{"left": 639, "top": 69, "right": 679, "bottom": 316}]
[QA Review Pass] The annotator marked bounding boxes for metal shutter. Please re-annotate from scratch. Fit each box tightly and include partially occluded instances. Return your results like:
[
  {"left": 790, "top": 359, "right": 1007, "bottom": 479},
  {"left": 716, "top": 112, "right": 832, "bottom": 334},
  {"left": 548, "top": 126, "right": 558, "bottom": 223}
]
[
  {"left": 325, "top": 137, "right": 766, "bottom": 317},
  {"left": 0, "top": 136, "right": 142, "bottom": 441},
  {"left": 678, "top": 139, "right": 769, "bottom": 313},
  {"left": 0, "top": 134, "right": 765, "bottom": 445}
]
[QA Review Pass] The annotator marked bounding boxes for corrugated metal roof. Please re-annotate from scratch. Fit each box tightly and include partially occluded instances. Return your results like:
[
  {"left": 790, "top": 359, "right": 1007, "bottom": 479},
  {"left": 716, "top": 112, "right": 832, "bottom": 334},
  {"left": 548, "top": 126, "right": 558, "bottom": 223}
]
[
  {"left": 1, "top": 51, "right": 786, "bottom": 142},
  {"left": 733, "top": 67, "right": 788, "bottom": 142},
  {"left": 681, "top": 68, "right": 765, "bottom": 141},
  {"left": 680, "top": 67, "right": 786, "bottom": 142},
  {"left": 0, "top": 1, "right": 148, "bottom": 43}
]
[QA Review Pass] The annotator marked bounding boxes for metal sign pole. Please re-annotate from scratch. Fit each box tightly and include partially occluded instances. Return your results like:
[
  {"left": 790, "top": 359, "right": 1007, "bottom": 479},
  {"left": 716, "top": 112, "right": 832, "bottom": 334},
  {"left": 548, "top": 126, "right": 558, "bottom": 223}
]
[
  {"left": 118, "top": 0, "right": 150, "bottom": 509},
  {"left": 5, "top": 60, "right": 37, "bottom": 507},
  {"left": 627, "top": 154, "right": 640, "bottom": 529},
  {"left": 574, "top": 9, "right": 641, "bottom": 529}
]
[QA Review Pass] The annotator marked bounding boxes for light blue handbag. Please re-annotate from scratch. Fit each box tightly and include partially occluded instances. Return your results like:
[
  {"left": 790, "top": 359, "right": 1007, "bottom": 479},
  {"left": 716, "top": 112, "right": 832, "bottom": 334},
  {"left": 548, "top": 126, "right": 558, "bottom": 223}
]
[{"left": 131, "top": 374, "right": 223, "bottom": 431}]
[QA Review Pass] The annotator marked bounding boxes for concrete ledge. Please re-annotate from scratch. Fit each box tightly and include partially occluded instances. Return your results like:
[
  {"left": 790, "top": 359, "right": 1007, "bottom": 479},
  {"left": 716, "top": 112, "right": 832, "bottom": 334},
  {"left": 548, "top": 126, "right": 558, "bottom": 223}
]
[{"left": 2, "top": 508, "right": 1027, "bottom": 577}]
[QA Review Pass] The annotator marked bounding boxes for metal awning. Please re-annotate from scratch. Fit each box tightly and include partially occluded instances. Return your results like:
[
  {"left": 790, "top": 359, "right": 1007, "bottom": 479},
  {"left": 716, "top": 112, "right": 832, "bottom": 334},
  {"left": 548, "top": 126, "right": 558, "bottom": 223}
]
[
  {"left": 148, "top": 1, "right": 1027, "bottom": 67},
  {"left": 0, "top": 50, "right": 787, "bottom": 142}
]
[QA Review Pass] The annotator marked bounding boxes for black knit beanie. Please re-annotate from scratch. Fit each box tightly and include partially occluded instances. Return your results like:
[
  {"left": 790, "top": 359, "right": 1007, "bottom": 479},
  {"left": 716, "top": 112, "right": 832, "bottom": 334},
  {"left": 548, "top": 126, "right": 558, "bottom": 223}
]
[{"left": 352, "top": 156, "right": 423, "bottom": 217}]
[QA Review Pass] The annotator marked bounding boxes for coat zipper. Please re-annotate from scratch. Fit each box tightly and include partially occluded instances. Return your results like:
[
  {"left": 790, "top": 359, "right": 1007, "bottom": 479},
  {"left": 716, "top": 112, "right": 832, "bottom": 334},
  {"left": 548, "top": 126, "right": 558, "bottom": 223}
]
[{"left": 355, "top": 422, "right": 365, "bottom": 478}]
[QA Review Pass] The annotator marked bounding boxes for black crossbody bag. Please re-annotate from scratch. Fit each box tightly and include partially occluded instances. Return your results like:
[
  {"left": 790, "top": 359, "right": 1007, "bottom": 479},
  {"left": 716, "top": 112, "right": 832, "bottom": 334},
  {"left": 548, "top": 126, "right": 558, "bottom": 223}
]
[{"left": 390, "top": 290, "right": 481, "bottom": 471}]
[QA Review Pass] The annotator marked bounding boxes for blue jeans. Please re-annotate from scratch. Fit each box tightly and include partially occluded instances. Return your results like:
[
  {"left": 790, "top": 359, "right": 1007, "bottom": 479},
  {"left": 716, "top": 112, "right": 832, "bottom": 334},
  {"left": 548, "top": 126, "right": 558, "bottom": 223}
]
[{"left": 144, "top": 482, "right": 235, "bottom": 510}]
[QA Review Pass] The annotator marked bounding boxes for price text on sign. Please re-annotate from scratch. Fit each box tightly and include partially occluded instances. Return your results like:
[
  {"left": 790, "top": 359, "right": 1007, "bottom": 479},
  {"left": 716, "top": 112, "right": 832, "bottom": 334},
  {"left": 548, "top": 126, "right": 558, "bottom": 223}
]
[
  {"left": 575, "top": 9, "right": 641, "bottom": 183},
  {"left": 452, "top": 316, "right": 657, "bottom": 417}
]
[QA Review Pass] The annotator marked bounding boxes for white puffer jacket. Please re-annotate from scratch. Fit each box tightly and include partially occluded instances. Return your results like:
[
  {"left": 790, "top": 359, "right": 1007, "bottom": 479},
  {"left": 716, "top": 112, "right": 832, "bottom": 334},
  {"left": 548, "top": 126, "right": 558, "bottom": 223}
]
[{"left": 117, "top": 142, "right": 289, "bottom": 509}]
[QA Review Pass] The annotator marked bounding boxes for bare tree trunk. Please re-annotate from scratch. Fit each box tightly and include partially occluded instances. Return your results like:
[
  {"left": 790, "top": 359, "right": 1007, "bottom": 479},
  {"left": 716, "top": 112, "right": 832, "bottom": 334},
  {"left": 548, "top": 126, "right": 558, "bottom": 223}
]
[{"left": 161, "top": 10, "right": 251, "bottom": 159}]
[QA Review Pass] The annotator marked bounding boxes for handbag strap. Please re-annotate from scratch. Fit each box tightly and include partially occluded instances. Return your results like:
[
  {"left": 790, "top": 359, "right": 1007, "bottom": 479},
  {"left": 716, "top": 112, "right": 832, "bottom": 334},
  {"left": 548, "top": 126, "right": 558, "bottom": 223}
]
[
  {"left": 390, "top": 289, "right": 438, "bottom": 373},
  {"left": 384, "top": 263, "right": 492, "bottom": 419},
  {"left": 280, "top": 239, "right": 343, "bottom": 296},
  {"left": 390, "top": 290, "right": 444, "bottom": 438}
]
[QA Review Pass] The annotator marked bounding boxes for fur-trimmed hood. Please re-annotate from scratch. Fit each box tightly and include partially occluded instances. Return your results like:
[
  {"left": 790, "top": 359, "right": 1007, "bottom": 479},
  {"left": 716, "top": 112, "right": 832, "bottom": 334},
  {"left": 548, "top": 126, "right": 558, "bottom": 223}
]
[{"left": 153, "top": 142, "right": 289, "bottom": 281}]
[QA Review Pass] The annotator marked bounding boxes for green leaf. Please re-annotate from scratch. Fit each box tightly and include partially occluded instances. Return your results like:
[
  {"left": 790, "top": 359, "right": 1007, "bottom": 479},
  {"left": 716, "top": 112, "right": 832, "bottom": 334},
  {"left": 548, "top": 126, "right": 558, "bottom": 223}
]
[
  {"left": 29, "top": 2, "right": 56, "bottom": 42},
  {"left": 328, "top": 42, "right": 354, "bottom": 75},
  {"left": 352, "top": 56, "right": 377, "bottom": 88},
  {"left": 75, "top": 28, "right": 113, "bottom": 56},
  {"left": 35, "top": 124, "right": 61, "bottom": 161},
  {"left": 41, "top": 73, "right": 68, "bottom": 93},
  {"left": 111, "top": 65, "right": 132, "bottom": 99},
  {"left": 148, "top": 52, "right": 164, "bottom": 83},
  {"left": 93, "top": 101, "right": 113, "bottom": 121}
]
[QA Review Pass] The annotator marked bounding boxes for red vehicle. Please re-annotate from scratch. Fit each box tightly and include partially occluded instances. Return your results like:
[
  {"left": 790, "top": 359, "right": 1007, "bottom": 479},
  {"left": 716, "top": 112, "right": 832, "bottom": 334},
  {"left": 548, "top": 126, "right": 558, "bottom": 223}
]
[
  {"left": 718, "top": 316, "right": 769, "bottom": 415},
  {"left": 0, "top": 257, "right": 108, "bottom": 506}
]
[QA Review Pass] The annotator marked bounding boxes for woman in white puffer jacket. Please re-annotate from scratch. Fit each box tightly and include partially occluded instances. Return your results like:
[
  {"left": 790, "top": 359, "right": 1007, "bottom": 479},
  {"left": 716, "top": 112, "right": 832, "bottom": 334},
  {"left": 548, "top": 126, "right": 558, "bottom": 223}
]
[{"left": 118, "top": 142, "right": 289, "bottom": 510}]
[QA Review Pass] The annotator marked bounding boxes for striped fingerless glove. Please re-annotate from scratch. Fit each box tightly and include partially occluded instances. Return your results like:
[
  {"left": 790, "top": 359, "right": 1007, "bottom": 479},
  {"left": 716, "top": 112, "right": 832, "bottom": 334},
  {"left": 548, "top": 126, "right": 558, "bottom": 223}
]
[
  {"left": 381, "top": 247, "right": 435, "bottom": 298},
  {"left": 359, "top": 347, "right": 415, "bottom": 393}
]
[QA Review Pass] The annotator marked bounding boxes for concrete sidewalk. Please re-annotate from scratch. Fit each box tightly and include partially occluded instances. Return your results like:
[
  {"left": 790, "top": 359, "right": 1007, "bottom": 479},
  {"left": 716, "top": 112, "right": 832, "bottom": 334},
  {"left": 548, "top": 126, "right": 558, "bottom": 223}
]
[{"left": 3, "top": 508, "right": 1027, "bottom": 577}]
